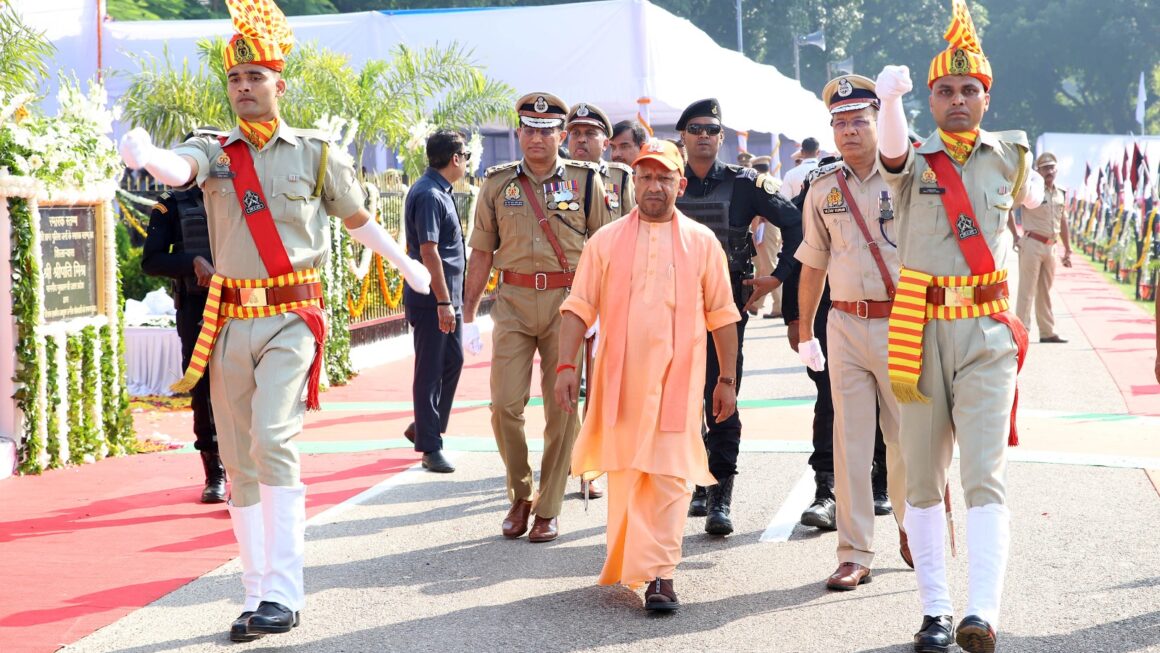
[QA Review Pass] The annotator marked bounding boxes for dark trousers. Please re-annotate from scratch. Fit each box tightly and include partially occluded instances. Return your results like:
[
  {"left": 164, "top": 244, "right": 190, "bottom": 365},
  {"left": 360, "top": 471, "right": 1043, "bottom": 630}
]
[
  {"left": 176, "top": 292, "right": 216, "bottom": 453},
  {"left": 407, "top": 307, "right": 464, "bottom": 453},
  {"left": 807, "top": 294, "right": 886, "bottom": 478},
  {"left": 702, "top": 310, "right": 748, "bottom": 480}
]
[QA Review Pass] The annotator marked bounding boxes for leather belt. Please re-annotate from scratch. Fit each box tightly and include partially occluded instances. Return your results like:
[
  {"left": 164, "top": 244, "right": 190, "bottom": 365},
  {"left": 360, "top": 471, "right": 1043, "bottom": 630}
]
[
  {"left": 1025, "top": 231, "right": 1053, "bottom": 244},
  {"left": 925, "top": 281, "right": 1008, "bottom": 307},
  {"left": 831, "top": 299, "right": 894, "bottom": 319},
  {"left": 501, "top": 270, "right": 574, "bottom": 290},
  {"left": 220, "top": 282, "right": 323, "bottom": 307}
]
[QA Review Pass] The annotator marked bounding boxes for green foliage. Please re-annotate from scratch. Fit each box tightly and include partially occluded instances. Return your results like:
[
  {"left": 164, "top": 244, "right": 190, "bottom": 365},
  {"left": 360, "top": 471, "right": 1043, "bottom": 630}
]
[
  {"left": 0, "top": 3, "right": 55, "bottom": 97},
  {"left": 324, "top": 218, "right": 354, "bottom": 385},
  {"left": 44, "top": 336, "right": 61, "bottom": 467},
  {"left": 118, "top": 47, "right": 232, "bottom": 147},
  {"left": 116, "top": 222, "right": 168, "bottom": 301},
  {"left": 107, "top": 0, "right": 337, "bottom": 19}
]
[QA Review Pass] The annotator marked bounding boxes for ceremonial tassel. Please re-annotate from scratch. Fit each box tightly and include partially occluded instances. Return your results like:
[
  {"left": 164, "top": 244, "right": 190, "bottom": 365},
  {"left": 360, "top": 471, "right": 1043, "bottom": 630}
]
[
  {"left": 1008, "top": 389, "right": 1020, "bottom": 446},
  {"left": 892, "top": 381, "right": 931, "bottom": 405},
  {"left": 305, "top": 339, "right": 323, "bottom": 411}
]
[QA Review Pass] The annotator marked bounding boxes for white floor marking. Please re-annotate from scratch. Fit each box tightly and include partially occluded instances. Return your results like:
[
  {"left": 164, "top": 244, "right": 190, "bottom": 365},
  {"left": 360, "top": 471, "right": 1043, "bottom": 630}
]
[
  {"left": 306, "top": 457, "right": 436, "bottom": 527},
  {"left": 759, "top": 468, "right": 817, "bottom": 543}
]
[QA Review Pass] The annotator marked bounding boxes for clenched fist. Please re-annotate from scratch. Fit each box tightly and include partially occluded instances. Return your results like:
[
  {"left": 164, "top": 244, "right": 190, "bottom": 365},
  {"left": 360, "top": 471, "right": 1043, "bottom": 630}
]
[
  {"left": 119, "top": 128, "right": 157, "bottom": 170},
  {"left": 875, "top": 65, "right": 913, "bottom": 103}
]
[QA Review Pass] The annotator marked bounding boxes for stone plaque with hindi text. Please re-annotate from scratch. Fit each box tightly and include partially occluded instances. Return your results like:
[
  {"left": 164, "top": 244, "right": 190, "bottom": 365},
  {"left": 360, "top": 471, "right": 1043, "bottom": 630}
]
[{"left": 40, "top": 206, "right": 100, "bottom": 321}]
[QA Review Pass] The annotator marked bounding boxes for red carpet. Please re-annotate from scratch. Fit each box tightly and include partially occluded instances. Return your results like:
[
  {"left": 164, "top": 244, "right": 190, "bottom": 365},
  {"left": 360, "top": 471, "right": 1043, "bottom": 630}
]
[
  {"left": 0, "top": 450, "right": 418, "bottom": 653},
  {"left": 1053, "top": 259, "right": 1160, "bottom": 415}
]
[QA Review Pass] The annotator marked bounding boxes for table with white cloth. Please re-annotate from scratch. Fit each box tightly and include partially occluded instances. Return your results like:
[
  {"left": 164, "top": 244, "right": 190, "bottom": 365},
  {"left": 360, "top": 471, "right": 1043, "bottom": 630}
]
[{"left": 124, "top": 326, "right": 184, "bottom": 396}]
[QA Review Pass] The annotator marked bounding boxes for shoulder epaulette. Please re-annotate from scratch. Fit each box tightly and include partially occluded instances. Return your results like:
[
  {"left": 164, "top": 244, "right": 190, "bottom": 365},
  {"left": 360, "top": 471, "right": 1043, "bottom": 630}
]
[
  {"left": 806, "top": 162, "right": 842, "bottom": 184},
  {"left": 565, "top": 159, "right": 600, "bottom": 171},
  {"left": 290, "top": 127, "right": 337, "bottom": 142},
  {"left": 484, "top": 160, "right": 520, "bottom": 179},
  {"left": 604, "top": 160, "right": 633, "bottom": 175},
  {"left": 728, "top": 164, "right": 758, "bottom": 181},
  {"left": 151, "top": 202, "right": 168, "bottom": 214},
  {"left": 991, "top": 129, "right": 1030, "bottom": 150},
  {"left": 754, "top": 172, "right": 782, "bottom": 195}
]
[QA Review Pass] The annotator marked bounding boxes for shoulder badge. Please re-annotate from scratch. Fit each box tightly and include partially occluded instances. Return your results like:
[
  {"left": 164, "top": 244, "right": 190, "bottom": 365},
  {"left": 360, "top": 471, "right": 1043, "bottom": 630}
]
[
  {"left": 565, "top": 159, "right": 600, "bottom": 171},
  {"left": 822, "top": 186, "right": 849, "bottom": 214},
  {"left": 151, "top": 202, "right": 168, "bottom": 214},
  {"left": 502, "top": 181, "right": 523, "bottom": 207},
  {"left": 484, "top": 160, "right": 520, "bottom": 179},
  {"left": 732, "top": 165, "right": 758, "bottom": 181},
  {"left": 921, "top": 167, "right": 938, "bottom": 184},
  {"left": 755, "top": 172, "right": 781, "bottom": 195},
  {"left": 806, "top": 162, "right": 841, "bottom": 184},
  {"left": 289, "top": 127, "right": 335, "bottom": 142}
]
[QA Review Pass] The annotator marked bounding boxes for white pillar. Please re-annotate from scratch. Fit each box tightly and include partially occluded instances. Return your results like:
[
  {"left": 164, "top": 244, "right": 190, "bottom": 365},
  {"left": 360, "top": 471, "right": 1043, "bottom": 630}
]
[{"left": 0, "top": 199, "right": 18, "bottom": 478}]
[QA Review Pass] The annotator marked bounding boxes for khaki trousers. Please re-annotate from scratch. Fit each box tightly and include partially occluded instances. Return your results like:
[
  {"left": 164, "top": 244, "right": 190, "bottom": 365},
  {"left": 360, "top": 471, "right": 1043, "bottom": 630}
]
[
  {"left": 753, "top": 224, "right": 781, "bottom": 314},
  {"left": 210, "top": 314, "right": 314, "bottom": 507},
  {"left": 1016, "top": 237, "right": 1057, "bottom": 338},
  {"left": 899, "top": 316, "right": 1017, "bottom": 510},
  {"left": 489, "top": 284, "right": 580, "bottom": 519},
  {"left": 600, "top": 470, "right": 690, "bottom": 587},
  {"left": 827, "top": 310, "right": 906, "bottom": 568}
]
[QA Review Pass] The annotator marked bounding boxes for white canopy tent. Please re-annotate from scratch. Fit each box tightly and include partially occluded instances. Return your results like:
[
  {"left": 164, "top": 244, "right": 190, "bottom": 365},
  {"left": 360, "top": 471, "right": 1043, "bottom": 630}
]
[{"left": 87, "top": 0, "right": 833, "bottom": 149}]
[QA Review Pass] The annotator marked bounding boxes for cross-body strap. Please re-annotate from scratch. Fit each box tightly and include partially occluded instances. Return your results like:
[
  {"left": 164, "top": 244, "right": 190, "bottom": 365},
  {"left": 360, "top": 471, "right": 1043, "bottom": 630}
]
[
  {"left": 921, "top": 151, "right": 996, "bottom": 276},
  {"left": 517, "top": 174, "right": 572, "bottom": 272},
  {"left": 223, "top": 138, "right": 294, "bottom": 277},
  {"left": 834, "top": 170, "right": 896, "bottom": 298}
]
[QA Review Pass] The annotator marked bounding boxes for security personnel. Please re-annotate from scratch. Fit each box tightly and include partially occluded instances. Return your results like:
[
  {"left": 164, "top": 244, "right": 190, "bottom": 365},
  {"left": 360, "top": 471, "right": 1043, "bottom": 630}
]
[
  {"left": 875, "top": 1, "right": 1045, "bottom": 650},
  {"left": 748, "top": 155, "right": 782, "bottom": 318},
  {"left": 462, "top": 92, "right": 612, "bottom": 544},
  {"left": 118, "top": 0, "right": 432, "bottom": 639},
  {"left": 1012, "top": 152, "right": 1072, "bottom": 343},
  {"left": 140, "top": 182, "right": 223, "bottom": 504},
  {"left": 787, "top": 74, "right": 909, "bottom": 592},
  {"left": 676, "top": 98, "right": 803, "bottom": 536},
  {"left": 565, "top": 101, "right": 636, "bottom": 221}
]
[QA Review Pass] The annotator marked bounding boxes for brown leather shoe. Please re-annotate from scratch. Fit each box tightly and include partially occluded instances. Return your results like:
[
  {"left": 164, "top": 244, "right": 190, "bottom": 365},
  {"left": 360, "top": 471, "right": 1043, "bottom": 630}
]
[
  {"left": 825, "top": 562, "right": 872, "bottom": 591},
  {"left": 501, "top": 499, "right": 532, "bottom": 539},
  {"left": 527, "top": 515, "right": 559, "bottom": 542},
  {"left": 580, "top": 479, "right": 604, "bottom": 499},
  {"left": 899, "top": 528, "right": 914, "bottom": 569},
  {"left": 644, "top": 577, "right": 679, "bottom": 612}
]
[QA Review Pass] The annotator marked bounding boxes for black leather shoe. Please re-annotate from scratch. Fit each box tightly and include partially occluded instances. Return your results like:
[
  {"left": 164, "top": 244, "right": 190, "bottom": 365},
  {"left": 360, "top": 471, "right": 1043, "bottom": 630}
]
[
  {"left": 913, "top": 615, "right": 954, "bottom": 653},
  {"left": 956, "top": 615, "right": 998, "bottom": 653},
  {"left": 199, "top": 451, "right": 227, "bottom": 504},
  {"left": 421, "top": 450, "right": 455, "bottom": 473},
  {"left": 247, "top": 601, "right": 300, "bottom": 635},
  {"left": 801, "top": 473, "right": 836, "bottom": 530},
  {"left": 229, "top": 612, "right": 262, "bottom": 642},
  {"left": 403, "top": 422, "right": 416, "bottom": 444},
  {"left": 1039, "top": 335, "right": 1068, "bottom": 343},
  {"left": 874, "top": 491, "right": 893, "bottom": 516},
  {"left": 689, "top": 485, "right": 708, "bottom": 517},
  {"left": 704, "top": 476, "right": 735, "bottom": 535}
]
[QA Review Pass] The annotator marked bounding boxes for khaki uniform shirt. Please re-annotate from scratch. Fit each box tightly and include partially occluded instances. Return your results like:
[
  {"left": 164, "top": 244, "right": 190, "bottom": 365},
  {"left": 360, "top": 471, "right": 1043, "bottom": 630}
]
[
  {"left": 600, "top": 160, "right": 636, "bottom": 220},
  {"left": 1020, "top": 184, "right": 1066, "bottom": 241},
  {"left": 795, "top": 162, "right": 900, "bottom": 302},
  {"left": 175, "top": 124, "right": 365, "bottom": 279},
  {"left": 879, "top": 128, "right": 1030, "bottom": 276},
  {"left": 469, "top": 158, "right": 612, "bottom": 271}
]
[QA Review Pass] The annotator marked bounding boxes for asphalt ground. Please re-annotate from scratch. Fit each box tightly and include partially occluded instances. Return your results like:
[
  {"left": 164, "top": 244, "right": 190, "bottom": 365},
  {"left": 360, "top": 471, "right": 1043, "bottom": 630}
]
[{"left": 65, "top": 256, "right": 1160, "bottom": 653}]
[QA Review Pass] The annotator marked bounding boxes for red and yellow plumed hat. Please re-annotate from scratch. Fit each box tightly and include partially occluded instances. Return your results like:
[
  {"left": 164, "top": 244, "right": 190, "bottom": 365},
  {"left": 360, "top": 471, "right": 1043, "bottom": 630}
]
[
  {"left": 223, "top": 0, "right": 295, "bottom": 73},
  {"left": 927, "top": 0, "right": 992, "bottom": 90}
]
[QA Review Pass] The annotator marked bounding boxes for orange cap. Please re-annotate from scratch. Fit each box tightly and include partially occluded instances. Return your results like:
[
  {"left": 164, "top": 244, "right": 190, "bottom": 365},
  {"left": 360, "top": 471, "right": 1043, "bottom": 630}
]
[{"left": 631, "top": 139, "right": 685, "bottom": 172}]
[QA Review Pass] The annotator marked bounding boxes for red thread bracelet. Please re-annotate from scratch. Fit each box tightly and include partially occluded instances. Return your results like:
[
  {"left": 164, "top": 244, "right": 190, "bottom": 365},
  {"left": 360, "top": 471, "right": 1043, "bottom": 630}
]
[{"left": 556, "top": 363, "right": 577, "bottom": 374}]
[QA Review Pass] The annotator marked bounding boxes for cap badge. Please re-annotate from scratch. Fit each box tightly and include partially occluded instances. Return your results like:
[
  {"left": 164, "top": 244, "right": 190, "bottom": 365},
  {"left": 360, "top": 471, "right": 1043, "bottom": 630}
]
[
  {"left": 233, "top": 38, "right": 254, "bottom": 64},
  {"left": 534, "top": 96, "right": 549, "bottom": 113},
  {"left": 949, "top": 49, "right": 970, "bottom": 75},
  {"left": 647, "top": 140, "right": 665, "bottom": 153},
  {"left": 711, "top": 104, "right": 719, "bottom": 116},
  {"left": 837, "top": 78, "right": 853, "bottom": 97},
  {"left": 576, "top": 103, "right": 589, "bottom": 117}
]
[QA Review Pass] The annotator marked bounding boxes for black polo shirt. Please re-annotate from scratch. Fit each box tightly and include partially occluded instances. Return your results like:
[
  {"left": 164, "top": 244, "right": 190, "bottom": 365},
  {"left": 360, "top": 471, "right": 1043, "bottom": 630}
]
[{"left": 403, "top": 168, "right": 465, "bottom": 309}]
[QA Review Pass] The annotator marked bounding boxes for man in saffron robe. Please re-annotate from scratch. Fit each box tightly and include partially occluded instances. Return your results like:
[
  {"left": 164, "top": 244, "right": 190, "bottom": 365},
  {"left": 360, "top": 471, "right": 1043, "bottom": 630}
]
[{"left": 554, "top": 139, "right": 740, "bottom": 612}]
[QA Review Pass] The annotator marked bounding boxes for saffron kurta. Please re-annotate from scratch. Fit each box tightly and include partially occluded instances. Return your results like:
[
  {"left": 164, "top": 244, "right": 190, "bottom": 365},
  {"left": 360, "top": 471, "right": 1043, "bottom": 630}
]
[{"left": 563, "top": 211, "right": 740, "bottom": 488}]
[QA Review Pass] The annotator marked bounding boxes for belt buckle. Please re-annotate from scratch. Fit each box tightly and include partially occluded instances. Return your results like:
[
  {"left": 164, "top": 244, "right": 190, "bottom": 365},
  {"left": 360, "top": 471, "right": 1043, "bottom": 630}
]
[
  {"left": 855, "top": 300, "right": 870, "bottom": 319},
  {"left": 534, "top": 272, "right": 548, "bottom": 291},
  {"left": 239, "top": 287, "right": 268, "bottom": 307},
  {"left": 943, "top": 286, "right": 975, "bottom": 307}
]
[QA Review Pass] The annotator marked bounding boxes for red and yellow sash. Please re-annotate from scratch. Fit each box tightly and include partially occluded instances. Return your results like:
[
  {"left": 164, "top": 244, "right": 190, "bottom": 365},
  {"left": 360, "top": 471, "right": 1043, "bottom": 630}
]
[
  {"left": 171, "top": 136, "right": 328, "bottom": 410},
  {"left": 887, "top": 150, "right": 1028, "bottom": 445}
]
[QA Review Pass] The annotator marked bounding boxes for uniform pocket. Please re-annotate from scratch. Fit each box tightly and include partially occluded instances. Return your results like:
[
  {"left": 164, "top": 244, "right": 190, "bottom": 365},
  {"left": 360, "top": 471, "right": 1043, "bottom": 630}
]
[
  {"left": 270, "top": 177, "right": 317, "bottom": 225},
  {"left": 985, "top": 190, "right": 1014, "bottom": 236},
  {"left": 822, "top": 212, "right": 857, "bottom": 250}
]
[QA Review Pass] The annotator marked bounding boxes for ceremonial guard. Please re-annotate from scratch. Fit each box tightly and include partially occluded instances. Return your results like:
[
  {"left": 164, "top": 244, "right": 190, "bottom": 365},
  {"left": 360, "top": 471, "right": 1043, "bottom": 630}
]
[
  {"left": 784, "top": 75, "right": 909, "bottom": 591},
  {"left": 1013, "top": 152, "right": 1072, "bottom": 343},
  {"left": 141, "top": 179, "right": 224, "bottom": 503},
  {"left": 875, "top": 1, "right": 1044, "bottom": 650},
  {"left": 462, "top": 92, "right": 612, "bottom": 543},
  {"left": 118, "top": 0, "right": 431, "bottom": 640},
  {"left": 676, "top": 98, "right": 803, "bottom": 536}
]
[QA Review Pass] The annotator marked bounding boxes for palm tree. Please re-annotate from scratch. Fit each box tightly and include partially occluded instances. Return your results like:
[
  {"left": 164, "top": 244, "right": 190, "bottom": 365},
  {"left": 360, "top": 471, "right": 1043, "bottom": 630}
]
[
  {"left": 118, "top": 46, "right": 232, "bottom": 146},
  {"left": 0, "top": 4, "right": 55, "bottom": 98}
]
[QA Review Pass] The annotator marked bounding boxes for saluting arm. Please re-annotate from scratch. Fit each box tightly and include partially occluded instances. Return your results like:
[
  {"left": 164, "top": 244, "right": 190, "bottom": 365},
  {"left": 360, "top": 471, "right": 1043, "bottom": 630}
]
[
  {"left": 343, "top": 208, "right": 431, "bottom": 294},
  {"left": 875, "top": 65, "right": 913, "bottom": 172}
]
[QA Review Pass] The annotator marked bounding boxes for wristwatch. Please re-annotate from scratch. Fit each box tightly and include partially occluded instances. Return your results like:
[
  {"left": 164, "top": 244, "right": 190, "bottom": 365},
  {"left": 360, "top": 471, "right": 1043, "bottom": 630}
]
[{"left": 718, "top": 376, "right": 736, "bottom": 387}]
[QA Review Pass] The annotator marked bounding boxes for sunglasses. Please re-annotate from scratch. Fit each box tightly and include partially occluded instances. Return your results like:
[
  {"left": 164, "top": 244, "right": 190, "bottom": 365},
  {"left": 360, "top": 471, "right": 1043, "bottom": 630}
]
[
  {"left": 456, "top": 150, "right": 472, "bottom": 161},
  {"left": 685, "top": 123, "right": 723, "bottom": 136}
]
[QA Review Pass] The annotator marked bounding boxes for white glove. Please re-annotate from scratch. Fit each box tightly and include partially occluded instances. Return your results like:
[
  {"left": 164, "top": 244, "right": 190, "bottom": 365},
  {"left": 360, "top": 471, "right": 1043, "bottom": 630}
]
[
  {"left": 875, "top": 66, "right": 913, "bottom": 161},
  {"left": 119, "top": 127, "right": 193, "bottom": 186},
  {"left": 798, "top": 337, "right": 826, "bottom": 372},
  {"left": 874, "top": 65, "right": 913, "bottom": 102},
  {"left": 462, "top": 321, "right": 483, "bottom": 356},
  {"left": 1021, "top": 168, "right": 1045, "bottom": 209},
  {"left": 346, "top": 220, "right": 431, "bottom": 294}
]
